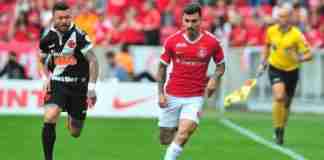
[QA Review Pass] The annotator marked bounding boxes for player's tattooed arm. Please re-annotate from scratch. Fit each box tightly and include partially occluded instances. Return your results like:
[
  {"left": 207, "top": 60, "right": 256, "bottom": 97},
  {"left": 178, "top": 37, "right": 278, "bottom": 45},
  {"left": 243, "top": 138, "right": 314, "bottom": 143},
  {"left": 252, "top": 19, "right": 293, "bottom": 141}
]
[
  {"left": 157, "top": 62, "right": 168, "bottom": 96},
  {"left": 85, "top": 50, "right": 99, "bottom": 84},
  {"left": 213, "top": 62, "right": 225, "bottom": 80},
  {"left": 206, "top": 62, "right": 225, "bottom": 98},
  {"left": 157, "top": 62, "right": 168, "bottom": 108},
  {"left": 85, "top": 49, "right": 99, "bottom": 107}
]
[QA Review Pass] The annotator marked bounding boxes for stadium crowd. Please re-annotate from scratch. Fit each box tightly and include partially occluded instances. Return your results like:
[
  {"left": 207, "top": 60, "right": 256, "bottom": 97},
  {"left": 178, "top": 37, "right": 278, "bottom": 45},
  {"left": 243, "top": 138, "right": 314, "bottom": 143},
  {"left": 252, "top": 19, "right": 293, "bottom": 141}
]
[
  {"left": 1, "top": 0, "right": 324, "bottom": 47},
  {"left": 0, "top": 0, "right": 324, "bottom": 80}
]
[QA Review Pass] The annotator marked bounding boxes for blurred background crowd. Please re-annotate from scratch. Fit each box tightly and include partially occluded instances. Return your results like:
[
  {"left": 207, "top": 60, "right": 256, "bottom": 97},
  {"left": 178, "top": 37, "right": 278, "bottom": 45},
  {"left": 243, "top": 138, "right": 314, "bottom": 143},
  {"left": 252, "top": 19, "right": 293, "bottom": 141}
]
[{"left": 0, "top": 0, "right": 324, "bottom": 80}]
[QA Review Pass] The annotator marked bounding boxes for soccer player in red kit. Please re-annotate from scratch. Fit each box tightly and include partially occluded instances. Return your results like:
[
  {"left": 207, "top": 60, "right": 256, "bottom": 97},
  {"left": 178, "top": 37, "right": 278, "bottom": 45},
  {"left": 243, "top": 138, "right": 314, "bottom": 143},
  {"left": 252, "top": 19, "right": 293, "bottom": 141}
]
[{"left": 157, "top": 3, "right": 225, "bottom": 160}]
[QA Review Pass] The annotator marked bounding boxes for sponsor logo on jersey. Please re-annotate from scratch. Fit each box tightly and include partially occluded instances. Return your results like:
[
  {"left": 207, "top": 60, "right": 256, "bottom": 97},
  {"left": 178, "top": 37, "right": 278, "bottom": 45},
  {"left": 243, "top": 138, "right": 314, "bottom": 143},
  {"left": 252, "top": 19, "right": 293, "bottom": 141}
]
[
  {"left": 54, "top": 55, "right": 77, "bottom": 66},
  {"left": 198, "top": 48, "right": 208, "bottom": 58},
  {"left": 176, "top": 42, "right": 187, "bottom": 48},
  {"left": 67, "top": 40, "right": 76, "bottom": 49}
]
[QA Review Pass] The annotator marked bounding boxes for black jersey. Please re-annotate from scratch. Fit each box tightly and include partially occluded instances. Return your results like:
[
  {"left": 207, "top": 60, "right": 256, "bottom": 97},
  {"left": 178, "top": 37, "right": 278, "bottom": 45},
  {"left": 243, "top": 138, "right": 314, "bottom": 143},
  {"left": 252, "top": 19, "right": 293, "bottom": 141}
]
[{"left": 39, "top": 24, "right": 93, "bottom": 83}]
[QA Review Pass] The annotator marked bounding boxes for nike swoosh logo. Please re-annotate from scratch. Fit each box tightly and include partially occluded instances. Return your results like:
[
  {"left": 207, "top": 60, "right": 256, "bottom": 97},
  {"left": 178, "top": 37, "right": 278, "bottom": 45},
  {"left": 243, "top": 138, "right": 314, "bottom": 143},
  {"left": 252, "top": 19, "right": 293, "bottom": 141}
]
[{"left": 112, "top": 96, "right": 154, "bottom": 110}]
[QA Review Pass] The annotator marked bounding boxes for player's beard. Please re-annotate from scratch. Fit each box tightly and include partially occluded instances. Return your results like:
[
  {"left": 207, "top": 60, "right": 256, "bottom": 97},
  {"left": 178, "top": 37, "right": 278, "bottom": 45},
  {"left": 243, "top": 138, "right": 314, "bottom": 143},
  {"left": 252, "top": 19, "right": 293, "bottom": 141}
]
[
  {"left": 56, "top": 23, "right": 71, "bottom": 33},
  {"left": 186, "top": 27, "right": 199, "bottom": 41}
]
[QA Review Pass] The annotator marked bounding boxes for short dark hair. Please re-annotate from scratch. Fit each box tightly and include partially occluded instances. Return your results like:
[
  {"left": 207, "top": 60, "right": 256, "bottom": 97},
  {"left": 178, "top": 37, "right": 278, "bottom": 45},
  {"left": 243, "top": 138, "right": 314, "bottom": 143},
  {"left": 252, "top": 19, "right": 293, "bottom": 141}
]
[
  {"left": 9, "top": 51, "right": 17, "bottom": 58},
  {"left": 183, "top": 3, "right": 202, "bottom": 16},
  {"left": 52, "top": 2, "right": 70, "bottom": 14},
  {"left": 121, "top": 43, "right": 129, "bottom": 52}
]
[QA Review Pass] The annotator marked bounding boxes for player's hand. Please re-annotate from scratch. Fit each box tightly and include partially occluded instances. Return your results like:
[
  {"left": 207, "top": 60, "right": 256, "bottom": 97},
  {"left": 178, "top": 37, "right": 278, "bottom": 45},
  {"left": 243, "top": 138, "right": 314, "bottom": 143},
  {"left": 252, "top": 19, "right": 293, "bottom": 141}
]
[
  {"left": 206, "top": 78, "right": 217, "bottom": 98},
  {"left": 42, "top": 78, "right": 51, "bottom": 93},
  {"left": 87, "top": 90, "right": 97, "bottom": 108},
  {"left": 256, "top": 63, "right": 267, "bottom": 77},
  {"left": 159, "top": 94, "right": 167, "bottom": 108}
]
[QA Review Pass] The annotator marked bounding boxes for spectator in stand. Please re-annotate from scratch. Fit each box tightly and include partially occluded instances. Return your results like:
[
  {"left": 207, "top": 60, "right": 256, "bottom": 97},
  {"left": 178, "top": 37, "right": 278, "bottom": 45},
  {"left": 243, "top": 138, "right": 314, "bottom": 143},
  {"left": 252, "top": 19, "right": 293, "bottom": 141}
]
[
  {"left": 305, "top": 24, "right": 323, "bottom": 49},
  {"left": 0, "top": 51, "right": 29, "bottom": 79},
  {"left": 213, "top": 16, "right": 231, "bottom": 49},
  {"left": 212, "top": 0, "right": 228, "bottom": 19},
  {"left": 39, "top": 0, "right": 55, "bottom": 29},
  {"left": 0, "top": 0, "right": 16, "bottom": 41},
  {"left": 104, "top": 51, "right": 130, "bottom": 81},
  {"left": 229, "top": 15, "right": 247, "bottom": 47},
  {"left": 12, "top": 14, "right": 30, "bottom": 42},
  {"left": 119, "top": 6, "right": 144, "bottom": 44},
  {"left": 291, "top": 1, "right": 308, "bottom": 31},
  {"left": 201, "top": 3, "right": 215, "bottom": 31},
  {"left": 26, "top": 10, "right": 42, "bottom": 40},
  {"left": 156, "top": 0, "right": 176, "bottom": 26},
  {"left": 74, "top": 1, "right": 99, "bottom": 41},
  {"left": 106, "top": 0, "right": 129, "bottom": 19},
  {"left": 245, "top": 16, "right": 265, "bottom": 46},
  {"left": 95, "top": 14, "right": 123, "bottom": 45},
  {"left": 141, "top": 0, "right": 161, "bottom": 45},
  {"left": 115, "top": 43, "right": 134, "bottom": 77}
]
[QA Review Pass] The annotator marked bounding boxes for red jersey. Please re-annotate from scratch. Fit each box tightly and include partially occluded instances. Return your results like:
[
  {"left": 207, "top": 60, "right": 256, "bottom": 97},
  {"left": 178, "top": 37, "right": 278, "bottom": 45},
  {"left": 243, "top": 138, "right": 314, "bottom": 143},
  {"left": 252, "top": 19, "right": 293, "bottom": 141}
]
[{"left": 160, "top": 30, "right": 224, "bottom": 97}]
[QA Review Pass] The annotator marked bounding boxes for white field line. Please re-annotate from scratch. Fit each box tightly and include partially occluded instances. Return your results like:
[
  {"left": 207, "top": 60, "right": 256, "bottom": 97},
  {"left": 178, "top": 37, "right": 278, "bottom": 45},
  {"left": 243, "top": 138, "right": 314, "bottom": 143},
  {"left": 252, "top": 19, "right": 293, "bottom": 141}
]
[{"left": 219, "top": 118, "right": 307, "bottom": 160}]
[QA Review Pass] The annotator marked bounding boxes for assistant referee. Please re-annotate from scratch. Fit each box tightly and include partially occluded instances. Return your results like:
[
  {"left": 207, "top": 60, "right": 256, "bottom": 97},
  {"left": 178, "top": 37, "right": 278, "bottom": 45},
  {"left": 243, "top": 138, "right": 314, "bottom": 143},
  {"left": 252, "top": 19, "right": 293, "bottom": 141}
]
[{"left": 258, "top": 7, "right": 313, "bottom": 145}]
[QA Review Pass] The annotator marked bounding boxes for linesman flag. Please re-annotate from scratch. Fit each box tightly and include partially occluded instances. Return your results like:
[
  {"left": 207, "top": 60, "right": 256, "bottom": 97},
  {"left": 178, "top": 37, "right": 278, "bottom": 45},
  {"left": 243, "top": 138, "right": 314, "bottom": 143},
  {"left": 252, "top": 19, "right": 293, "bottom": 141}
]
[
  {"left": 224, "top": 64, "right": 266, "bottom": 107},
  {"left": 224, "top": 78, "right": 257, "bottom": 107}
]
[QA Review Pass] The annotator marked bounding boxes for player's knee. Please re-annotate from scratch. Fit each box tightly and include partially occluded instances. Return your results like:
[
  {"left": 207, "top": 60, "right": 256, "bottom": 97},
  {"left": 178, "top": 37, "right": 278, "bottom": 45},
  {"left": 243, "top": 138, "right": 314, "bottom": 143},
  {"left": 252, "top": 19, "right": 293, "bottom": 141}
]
[
  {"left": 44, "top": 113, "right": 59, "bottom": 123},
  {"left": 274, "top": 93, "right": 286, "bottom": 102},
  {"left": 176, "top": 130, "right": 190, "bottom": 142},
  {"left": 43, "top": 107, "right": 60, "bottom": 123}
]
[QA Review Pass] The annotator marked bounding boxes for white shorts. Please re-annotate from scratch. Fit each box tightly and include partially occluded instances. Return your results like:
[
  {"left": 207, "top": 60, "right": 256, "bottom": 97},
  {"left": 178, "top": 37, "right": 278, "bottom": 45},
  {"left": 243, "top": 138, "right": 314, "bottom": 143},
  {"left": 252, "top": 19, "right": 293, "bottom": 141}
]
[{"left": 158, "top": 95, "right": 204, "bottom": 128}]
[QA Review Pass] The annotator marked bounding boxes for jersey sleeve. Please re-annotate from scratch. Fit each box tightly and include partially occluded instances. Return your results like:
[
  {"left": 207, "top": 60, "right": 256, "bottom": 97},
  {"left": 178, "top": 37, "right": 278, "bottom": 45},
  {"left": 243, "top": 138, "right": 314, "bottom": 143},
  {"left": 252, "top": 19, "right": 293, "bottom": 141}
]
[
  {"left": 39, "top": 38, "right": 50, "bottom": 57},
  {"left": 265, "top": 27, "right": 271, "bottom": 44},
  {"left": 160, "top": 38, "right": 173, "bottom": 65},
  {"left": 296, "top": 31, "right": 310, "bottom": 54},
  {"left": 78, "top": 31, "right": 94, "bottom": 56},
  {"left": 212, "top": 40, "right": 225, "bottom": 64},
  {"left": 39, "top": 36, "right": 55, "bottom": 71}
]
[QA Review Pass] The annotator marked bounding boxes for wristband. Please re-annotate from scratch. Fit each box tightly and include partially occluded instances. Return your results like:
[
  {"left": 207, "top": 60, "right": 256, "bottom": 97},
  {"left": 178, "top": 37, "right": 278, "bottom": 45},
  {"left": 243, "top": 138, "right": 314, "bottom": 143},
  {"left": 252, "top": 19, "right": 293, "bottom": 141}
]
[
  {"left": 88, "top": 82, "right": 96, "bottom": 90},
  {"left": 41, "top": 74, "right": 49, "bottom": 81}
]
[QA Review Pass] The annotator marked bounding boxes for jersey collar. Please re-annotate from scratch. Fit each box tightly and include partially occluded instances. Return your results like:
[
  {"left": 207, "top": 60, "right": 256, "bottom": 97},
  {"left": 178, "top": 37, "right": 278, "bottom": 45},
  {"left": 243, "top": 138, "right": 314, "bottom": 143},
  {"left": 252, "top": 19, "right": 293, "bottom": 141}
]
[{"left": 182, "top": 30, "right": 204, "bottom": 44}]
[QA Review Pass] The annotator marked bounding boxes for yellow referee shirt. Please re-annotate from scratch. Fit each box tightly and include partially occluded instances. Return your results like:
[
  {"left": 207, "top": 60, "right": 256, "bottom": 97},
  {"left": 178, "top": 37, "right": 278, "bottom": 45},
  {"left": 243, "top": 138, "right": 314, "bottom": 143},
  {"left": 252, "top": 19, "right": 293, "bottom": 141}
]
[{"left": 266, "top": 24, "right": 310, "bottom": 71}]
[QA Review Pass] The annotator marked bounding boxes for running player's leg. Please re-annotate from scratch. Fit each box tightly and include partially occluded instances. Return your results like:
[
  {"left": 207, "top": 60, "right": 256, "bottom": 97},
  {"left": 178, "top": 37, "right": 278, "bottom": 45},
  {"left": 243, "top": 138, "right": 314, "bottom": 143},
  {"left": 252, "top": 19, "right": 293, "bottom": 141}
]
[
  {"left": 67, "top": 94, "right": 87, "bottom": 138},
  {"left": 159, "top": 95, "right": 181, "bottom": 145},
  {"left": 269, "top": 66, "right": 288, "bottom": 145},
  {"left": 160, "top": 127, "right": 178, "bottom": 145},
  {"left": 42, "top": 83, "right": 66, "bottom": 160},
  {"left": 272, "top": 82, "right": 288, "bottom": 145},
  {"left": 42, "top": 105, "right": 61, "bottom": 160},
  {"left": 163, "top": 97, "right": 203, "bottom": 160},
  {"left": 283, "top": 69, "right": 299, "bottom": 126}
]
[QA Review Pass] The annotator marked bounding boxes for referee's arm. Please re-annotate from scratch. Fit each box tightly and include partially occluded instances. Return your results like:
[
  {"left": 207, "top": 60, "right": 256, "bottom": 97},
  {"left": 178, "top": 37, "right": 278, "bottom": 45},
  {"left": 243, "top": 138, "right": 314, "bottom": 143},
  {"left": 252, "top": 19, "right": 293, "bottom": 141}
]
[
  {"left": 261, "top": 28, "right": 271, "bottom": 64},
  {"left": 297, "top": 34, "right": 313, "bottom": 62}
]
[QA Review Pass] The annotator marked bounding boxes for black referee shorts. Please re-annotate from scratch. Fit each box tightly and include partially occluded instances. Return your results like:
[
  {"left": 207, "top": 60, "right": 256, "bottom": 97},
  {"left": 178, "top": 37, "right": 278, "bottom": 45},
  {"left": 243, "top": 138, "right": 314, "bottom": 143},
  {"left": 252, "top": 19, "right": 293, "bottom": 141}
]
[
  {"left": 44, "top": 81, "right": 88, "bottom": 120},
  {"left": 268, "top": 65, "right": 299, "bottom": 98}
]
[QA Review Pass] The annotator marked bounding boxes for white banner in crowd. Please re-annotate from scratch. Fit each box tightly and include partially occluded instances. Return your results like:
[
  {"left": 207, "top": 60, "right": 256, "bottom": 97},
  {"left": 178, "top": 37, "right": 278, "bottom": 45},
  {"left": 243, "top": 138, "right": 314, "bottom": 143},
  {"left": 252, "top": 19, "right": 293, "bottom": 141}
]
[{"left": 0, "top": 80, "right": 159, "bottom": 117}]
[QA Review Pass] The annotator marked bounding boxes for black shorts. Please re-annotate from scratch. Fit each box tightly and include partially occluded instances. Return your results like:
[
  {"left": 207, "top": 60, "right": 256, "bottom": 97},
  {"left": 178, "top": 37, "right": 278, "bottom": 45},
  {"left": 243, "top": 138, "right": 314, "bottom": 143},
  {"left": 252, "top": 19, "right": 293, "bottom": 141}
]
[
  {"left": 45, "top": 81, "right": 88, "bottom": 120},
  {"left": 268, "top": 65, "right": 299, "bottom": 98}
]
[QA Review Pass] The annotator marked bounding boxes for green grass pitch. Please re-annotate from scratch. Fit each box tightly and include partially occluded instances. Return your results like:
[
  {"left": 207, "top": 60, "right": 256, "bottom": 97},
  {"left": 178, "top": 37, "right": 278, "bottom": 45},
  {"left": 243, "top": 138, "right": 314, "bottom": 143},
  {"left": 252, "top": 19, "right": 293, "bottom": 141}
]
[{"left": 0, "top": 110, "right": 323, "bottom": 160}]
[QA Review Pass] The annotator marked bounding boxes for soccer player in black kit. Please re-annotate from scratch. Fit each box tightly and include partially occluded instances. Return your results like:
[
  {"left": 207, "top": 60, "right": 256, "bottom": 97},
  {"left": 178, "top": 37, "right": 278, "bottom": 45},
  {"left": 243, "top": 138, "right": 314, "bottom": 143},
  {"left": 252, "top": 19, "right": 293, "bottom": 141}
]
[{"left": 39, "top": 2, "right": 99, "bottom": 160}]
